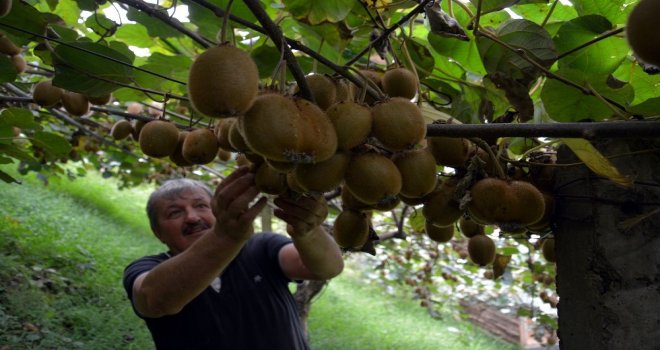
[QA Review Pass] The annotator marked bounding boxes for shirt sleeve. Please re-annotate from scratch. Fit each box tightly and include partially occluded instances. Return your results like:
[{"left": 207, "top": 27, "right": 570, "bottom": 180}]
[
  {"left": 247, "top": 232, "right": 293, "bottom": 282},
  {"left": 122, "top": 253, "right": 167, "bottom": 302}
]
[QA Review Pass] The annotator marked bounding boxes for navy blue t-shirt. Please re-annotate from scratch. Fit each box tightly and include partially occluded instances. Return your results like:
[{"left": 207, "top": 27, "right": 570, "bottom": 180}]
[{"left": 123, "top": 232, "right": 309, "bottom": 350}]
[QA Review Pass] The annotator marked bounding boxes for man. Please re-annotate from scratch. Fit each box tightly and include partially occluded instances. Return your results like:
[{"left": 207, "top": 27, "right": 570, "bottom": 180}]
[{"left": 123, "top": 166, "right": 344, "bottom": 349}]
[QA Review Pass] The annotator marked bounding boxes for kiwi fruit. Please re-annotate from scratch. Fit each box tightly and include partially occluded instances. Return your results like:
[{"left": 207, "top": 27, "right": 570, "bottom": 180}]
[
  {"left": 227, "top": 118, "right": 252, "bottom": 153},
  {"left": 266, "top": 158, "right": 297, "bottom": 173},
  {"left": 344, "top": 152, "right": 402, "bottom": 205},
  {"left": 541, "top": 238, "right": 556, "bottom": 263},
  {"left": 392, "top": 147, "right": 438, "bottom": 199},
  {"left": 255, "top": 162, "right": 288, "bottom": 195},
  {"left": 382, "top": 67, "right": 418, "bottom": 99},
  {"left": 286, "top": 171, "right": 307, "bottom": 194},
  {"left": 334, "top": 78, "right": 354, "bottom": 102},
  {"left": 427, "top": 136, "right": 474, "bottom": 168},
  {"left": 292, "top": 98, "right": 338, "bottom": 163},
  {"left": 235, "top": 153, "right": 252, "bottom": 168},
  {"left": 526, "top": 191, "right": 554, "bottom": 232},
  {"left": 139, "top": 120, "right": 180, "bottom": 158},
  {"left": 182, "top": 128, "right": 219, "bottom": 164},
  {"left": 341, "top": 185, "right": 372, "bottom": 211},
  {"left": 625, "top": 0, "right": 660, "bottom": 66},
  {"left": 332, "top": 210, "right": 370, "bottom": 249},
  {"left": 188, "top": 44, "right": 259, "bottom": 117},
  {"left": 294, "top": 151, "right": 350, "bottom": 193},
  {"left": 424, "top": 220, "right": 454, "bottom": 243},
  {"left": 32, "top": 80, "right": 64, "bottom": 107},
  {"left": 110, "top": 119, "right": 134, "bottom": 140},
  {"left": 354, "top": 69, "right": 383, "bottom": 105},
  {"left": 467, "top": 177, "right": 514, "bottom": 224},
  {"left": 325, "top": 101, "right": 373, "bottom": 151},
  {"left": 304, "top": 74, "right": 337, "bottom": 110},
  {"left": 132, "top": 119, "right": 147, "bottom": 140},
  {"left": 217, "top": 148, "right": 232, "bottom": 162},
  {"left": 0, "top": 0, "right": 12, "bottom": 17},
  {"left": 12, "top": 55, "right": 26, "bottom": 73},
  {"left": 61, "top": 91, "right": 90, "bottom": 116},
  {"left": 468, "top": 234, "right": 496, "bottom": 266},
  {"left": 215, "top": 118, "right": 236, "bottom": 151},
  {"left": 371, "top": 97, "right": 426, "bottom": 151},
  {"left": 422, "top": 179, "right": 463, "bottom": 227},
  {"left": 492, "top": 254, "right": 510, "bottom": 279},
  {"left": 86, "top": 93, "right": 112, "bottom": 105},
  {"left": 169, "top": 131, "right": 193, "bottom": 167},
  {"left": 509, "top": 180, "right": 546, "bottom": 225},
  {"left": 0, "top": 34, "right": 20, "bottom": 55},
  {"left": 459, "top": 216, "right": 485, "bottom": 238}
]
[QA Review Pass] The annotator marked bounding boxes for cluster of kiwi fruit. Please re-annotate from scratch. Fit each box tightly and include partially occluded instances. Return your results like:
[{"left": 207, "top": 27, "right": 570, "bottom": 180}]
[
  {"left": 0, "top": 33, "right": 26, "bottom": 74},
  {"left": 31, "top": 79, "right": 114, "bottom": 117}
]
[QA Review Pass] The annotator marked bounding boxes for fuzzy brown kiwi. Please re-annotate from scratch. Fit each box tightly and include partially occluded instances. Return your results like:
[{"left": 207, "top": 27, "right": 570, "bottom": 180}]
[
  {"left": 334, "top": 78, "right": 354, "bottom": 102},
  {"left": 286, "top": 171, "right": 307, "bottom": 194},
  {"left": 86, "top": 93, "right": 112, "bottom": 105},
  {"left": 304, "top": 74, "right": 337, "bottom": 110},
  {"left": 392, "top": 147, "right": 438, "bottom": 198},
  {"left": 509, "top": 180, "right": 546, "bottom": 225},
  {"left": 235, "top": 153, "right": 252, "bottom": 168},
  {"left": 424, "top": 220, "right": 454, "bottom": 243},
  {"left": 341, "top": 185, "right": 372, "bottom": 211},
  {"left": 468, "top": 234, "right": 496, "bottom": 266},
  {"left": 188, "top": 44, "right": 259, "bottom": 117},
  {"left": 110, "top": 119, "right": 133, "bottom": 140},
  {"left": 422, "top": 179, "right": 463, "bottom": 227},
  {"left": 12, "top": 55, "right": 26, "bottom": 73},
  {"left": 32, "top": 80, "right": 64, "bottom": 107},
  {"left": 344, "top": 152, "right": 402, "bottom": 205},
  {"left": 132, "top": 119, "right": 147, "bottom": 140},
  {"left": 382, "top": 67, "right": 418, "bottom": 99},
  {"left": 255, "top": 162, "right": 287, "bottom": 195},
  {"left": 0, "top": 0, "right": 12, "bottom": 17},
  {"left": 292, "top": 98, "right": 338, "bottom": 163},
  {"left": 266, "top": 158, "right": 297, "bottom": 173},
  {"left": 458, "top": 216, "right": 485, "bottom": 238},
  {"left": 294, "top": 151, "right": 350, "bottom": 193},
  {"left": 626, "top": 0, "right": 660, "bottom": 66},
  {"left": 227, "top": 118, "right": 252, "bottom": 153},
  {"left": 182, "top": 128, "right": 219, "bottom": 164},
  {"left": 61, "top": 91, "right": 90, "bottom": 116},
  {"left": 371, "top": 97, "right": 426, "bottom": 151},
  {"left": 139, "top": 120, "right": 180, "bottom": 158},
  {"left": 541, "top": 238, "right": 556, "bottom": 263},
  {"left": 467, "top": 177, "right": 514, "bottom": 224},
  {"left": 169, "top": 131, "right": 193, "bottom": 167},
  {"left": 527, "top": 192, "right": 554, "bottom": 232},
  {"left": 0, "top": 34, "right": 20, "bottom": 55},
  {"left": 354, "top": 70, "right": 383, "bottom": 105},
  {"left": 332, "top": 210, "right": 370, "bottom": 249},
  {"left": 325, "top": 101, "right": 373, "bottom": 151},
  {"left": 427, "top": 136, "right": 474, "bottom": 168},
  {"left": 215, "top": 118, "right": 236, "bottom": 152},
  {"left": 217, "top": 149, "right": 232, "bottom": 162}
]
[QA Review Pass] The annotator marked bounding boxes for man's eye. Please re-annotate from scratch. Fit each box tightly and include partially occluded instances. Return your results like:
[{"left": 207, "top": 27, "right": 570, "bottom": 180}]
[
  {"left": 167, "top": 210, "right": 182, "bottom": 218},
  {"left": 195, "top": 203, "right": 210, "bottom": 209}
]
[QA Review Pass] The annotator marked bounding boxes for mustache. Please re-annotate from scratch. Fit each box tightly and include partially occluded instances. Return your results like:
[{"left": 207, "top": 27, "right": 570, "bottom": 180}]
[{"left": 182, "top": 221, "right": 211, "bottom": 235}]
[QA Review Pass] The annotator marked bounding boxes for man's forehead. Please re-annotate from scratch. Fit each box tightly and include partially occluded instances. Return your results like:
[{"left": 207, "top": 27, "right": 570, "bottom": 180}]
[{"left": 158, "top": 188, "right": 211, "bottom": 206}]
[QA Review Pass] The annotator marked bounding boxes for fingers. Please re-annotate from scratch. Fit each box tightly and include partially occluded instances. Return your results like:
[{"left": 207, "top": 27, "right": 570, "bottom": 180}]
[
  {"left": 273, "top": 194, "right": 328, "bottom": 236},
  {"left": 215, "top": 170, "right": 258, "bottom": 213},
  {"left": 214, "top": 166, "right": 250, "bottom": 199}
]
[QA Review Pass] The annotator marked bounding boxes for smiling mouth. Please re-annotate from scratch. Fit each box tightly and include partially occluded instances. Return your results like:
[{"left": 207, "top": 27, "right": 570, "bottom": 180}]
[{"left": 183, "top": 222, "right": 210, "bottom": 236}]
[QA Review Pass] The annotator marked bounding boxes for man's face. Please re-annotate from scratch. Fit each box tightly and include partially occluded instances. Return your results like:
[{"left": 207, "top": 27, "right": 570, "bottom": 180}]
[{"left": 153, "top": 187, "right": 215, "bottom": 254}]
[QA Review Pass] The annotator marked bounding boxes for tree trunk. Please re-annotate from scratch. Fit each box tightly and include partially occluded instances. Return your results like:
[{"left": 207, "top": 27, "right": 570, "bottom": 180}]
[
  {"left": 293, "top": 279, "right": 328, "bottom": 342},
  {"left": 554, "top": 139, "right": 660, "bottom": 350}
]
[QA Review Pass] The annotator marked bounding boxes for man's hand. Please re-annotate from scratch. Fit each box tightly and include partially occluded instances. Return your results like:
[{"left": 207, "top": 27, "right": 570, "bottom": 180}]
[
  {"left": 212, "top": 167, "right": 268, "bottom": 242},
  {"left": 273, "top": 192, "right": 328, "bottom": 238}
]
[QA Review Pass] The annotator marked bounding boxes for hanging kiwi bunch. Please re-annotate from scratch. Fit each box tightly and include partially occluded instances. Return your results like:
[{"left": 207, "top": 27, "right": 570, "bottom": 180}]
[{"left": 0, "top": 32, "right": 25, "bottom": 74}]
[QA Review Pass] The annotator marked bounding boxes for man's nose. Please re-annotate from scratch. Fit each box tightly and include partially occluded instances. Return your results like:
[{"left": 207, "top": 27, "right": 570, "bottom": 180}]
[{"left": 184, "top": 207, "right": 201, "bottom": 222}]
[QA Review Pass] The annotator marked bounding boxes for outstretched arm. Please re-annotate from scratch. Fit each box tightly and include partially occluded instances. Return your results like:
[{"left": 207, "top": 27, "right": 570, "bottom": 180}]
[{"left": 274, "top": 193, "right": 344, "bottom": 281}]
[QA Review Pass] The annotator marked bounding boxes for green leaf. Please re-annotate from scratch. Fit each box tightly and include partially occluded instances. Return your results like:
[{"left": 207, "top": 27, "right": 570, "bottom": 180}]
[
  {"left": 408, "top": 210, "right": 426, "bottom": 234},
  {"left": 469, "top": 0, "right": 520, "bottom": 14},
  {"left": 183, "top": 0, "right": 257, "bottom": 40},
  {"left": 126, "top": 6, "right": 182, "bottom": 39},
  {"left": 541, "top": 69, "right": 633, "bottom": 122},
  {"left": 477, "top": 19, "right": 557, "bottom": 84},
  {"left": 32, "top": 131, "right": 72, "bottom": 157},
  {"left": 74, "top": 0, "right": 97, "bottom": 12},
  {"left": 571, "top": 0, "right": 637, "bottom": 25},
  {"left": 0, "top": 1, "right": 48, "bottom": 46},
  {"left": 52, "top": 41, "right": 133, "bottom": 96},
  {"left": 613, "top": 62, "right": 660, "bottom": 116},
  {"left": 251, "top": 44, "right": 281, "bottom": 79},
  {"left": 115, "top": 24, "right": 153, "bottom": 48},
  {"left": 512, "top": 2, "right": 578, "bottom": 26},
  {"left": 0, "top": 169, "right": 20, "bottom": 184},
  {"left": 0, "top": 143, "right": 37, "bottom": 162},
  {"left": 283, "top": 0, "right": 355, "bottom": 25},
  {"left": 554, "top": 15, "right": 628, "bottom": 76},
  {"left": 132, "top": 53, "right": 190, "bottom": 95},
  {"left": 394, "top": 38, "right": 435, "bottom": 80},
  {"left": 427, "top": 32, "right": 486, "bottom": 76},
  {"left": 52, "top": 0, "right": 81, "bottom": 26},
  {"left": 0, "top": 108, "right": 41, "bottom": 129},
  {"left": 84, "top": 13, "right": 118, "bottom": 37},
  {"left": 0, "top": 55, "right": 17, "bottom": 83}
]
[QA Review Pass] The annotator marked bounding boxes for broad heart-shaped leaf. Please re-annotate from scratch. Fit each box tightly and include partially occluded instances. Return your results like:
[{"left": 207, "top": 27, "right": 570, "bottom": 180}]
[
  {"left": 0, "top": 108, "right": 41, "bottom": 130},
  {"left": 115, "top": 24, "right": 154, "bottom": 48},
  {"left": 126, "top": 6, "right": 182, "bottom": 39},
  {"left": 32, "top": 131, "right": 72, "bottom": 158},
  {"left": 52, "top": 41, "right": 133, "bottom": 96},
  {"left": 84, "top": 13, "right": 118, "bottom": 38},
  {"left": 132, "top": 53, "right": 191, "bottom": 96},
  {"left": 183, "top": 0, "right": 257, "bottom": 40},
  {"left": 0, "top": 55, "right": 17, "bottom": 83},
  {"left": 561, "top": 138, "right": 633, "bottom": 187},
  {"left": 283, "top": 0, "right": 355, "bottom": 25},
  {"left": 512, "top": 2, "right": 578, "bottom": 27},
  {"left": 571, "top": 0, "right": 637, "bottom": 25},
  {"left": 541, "top": 69, "right": 633, "bottom": 122},
  {"left": 614, "top": 63, "right": 660, "bottom": 117},
  {"left": 477, "top": 19, "right": 557, "bottom": 85},
  {"left": 428, "top": 33, "right": 486, "bottom": 76},
  {"left": 74, "top": 0, "right": 97, "bottom": 12},
  {"left": 51, "top": 0, "right": 81, "bottom": 26},
  {"left": 251, "top": 44, "right": 281, "bottom": 79},
  {"left": 392, "top": 38, "right": 435, "bottom": 80},
  {"left": 469, "top": 0, "right": 520, "bottom": 14},
  {"left": 554, "top": 15, "right": 628, "bottom": 76},
  {"left": 0, "top": 1, "right": 48, "bottom": 46}
]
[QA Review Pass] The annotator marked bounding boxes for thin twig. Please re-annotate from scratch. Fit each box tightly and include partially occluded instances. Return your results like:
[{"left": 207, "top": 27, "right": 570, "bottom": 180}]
[{"left": 556, "top": 27, "right": 625, "bottom": 60}]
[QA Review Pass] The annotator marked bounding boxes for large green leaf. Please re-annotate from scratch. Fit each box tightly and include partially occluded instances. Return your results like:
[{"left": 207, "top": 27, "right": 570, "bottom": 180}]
[
  {"left": 0, "top": 55, "right": 17, "bottom": 83},
  {"left": 477, "top": 19, "right": 556, "bottom": 85},
  {"left": 283, "top": 0, "right": 355, "bottom": 25},
  {"left": 554, "top": 15, "right": 628, "bottom": 76},
  {"left": 51, "top": 0, "right": 81, "bottom": 26},
  {"left": 427, "top": 33, "right": 486, "bottom": 76},
  {"left": 541, "top": 69, "right": 633, "bottom": 122},
  {"left": 126, "top": 6, "right": 183, "bottom": 39},
  {"left": 469, "top": 0, "right": 520, "bottom": 14},
  {"left": 571, "top": 0, "right": 637, "bottom": 25},
  {"left": 183, "top": 0, "right": 257, "bottom": 40},
  {"left": 84, "top": 13, "right": 118, "bottom": 38},
  {"left": 613, "top": 62, "right": 660, "bottom": 116},
  {"left": 115, "top": 24, "right": 155, "bottom": 48},
  {"left": 251, "top": 44, "right": 281, "bottom": 79},
  {"left": 512, "top": 2, "right": 578, "bottom": 27},
  {"left": 52, "top": 41, "right": 134, "bottom": 95},
  {"left": 392, "top": 38, "right": 435, "bottom": 80},
  {"left": 32, "top": 131, "right": 72, "bottom": 157},
  {"left": 0, "top": 108, "right": 41, "bottom": 130},
  {"left": 132, "top": 53, "right": 191, "bottom": 95},
  {"left": 0, "top": 1, "right": 48, "bottom": 46}
]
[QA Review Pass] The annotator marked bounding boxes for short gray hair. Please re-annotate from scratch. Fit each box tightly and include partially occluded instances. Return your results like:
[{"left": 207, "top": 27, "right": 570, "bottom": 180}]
[{"left": 146, "top": 178, "right": 213, "bottom": 232}]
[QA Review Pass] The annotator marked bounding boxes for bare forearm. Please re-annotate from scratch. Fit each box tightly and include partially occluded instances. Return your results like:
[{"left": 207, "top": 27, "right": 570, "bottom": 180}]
[
  {"left": 291, "top": 226, "right": 344, "bottom": 279},
  {"left": 135, "top": 231, "right": 245, "bottom": 316}
]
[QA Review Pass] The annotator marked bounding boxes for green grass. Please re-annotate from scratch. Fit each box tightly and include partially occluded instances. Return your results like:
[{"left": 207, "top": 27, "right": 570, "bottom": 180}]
[{"left": 0, "top": 166, "right": 521, "bottom": 349}]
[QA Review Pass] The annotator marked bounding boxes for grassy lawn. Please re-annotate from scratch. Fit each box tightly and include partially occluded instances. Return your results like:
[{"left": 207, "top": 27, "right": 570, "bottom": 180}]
[{"left": 0, "top": 165, "right": 521, "bottom": 349}]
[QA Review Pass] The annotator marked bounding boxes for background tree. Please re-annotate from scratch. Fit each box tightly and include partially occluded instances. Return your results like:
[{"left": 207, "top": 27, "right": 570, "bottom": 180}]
[{"left": 0, "top": 0, "right": 658, "bottom": 348}]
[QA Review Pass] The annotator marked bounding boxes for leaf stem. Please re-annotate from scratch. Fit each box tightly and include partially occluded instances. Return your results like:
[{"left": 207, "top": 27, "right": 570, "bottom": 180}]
[{"left": 541, "top": 0, "right": 559, "bottom": 27}]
